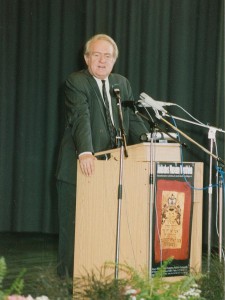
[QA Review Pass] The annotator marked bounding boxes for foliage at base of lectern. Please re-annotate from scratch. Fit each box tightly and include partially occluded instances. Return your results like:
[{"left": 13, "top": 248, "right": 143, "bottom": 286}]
[{"left": 73, "top": 259, "right": 205, "bottom": 300}]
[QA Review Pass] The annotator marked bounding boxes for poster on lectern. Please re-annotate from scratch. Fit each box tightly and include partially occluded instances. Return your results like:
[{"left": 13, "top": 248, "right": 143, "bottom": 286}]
[{"left": 152, "top": 162, "right": 195, "bottom": 277}]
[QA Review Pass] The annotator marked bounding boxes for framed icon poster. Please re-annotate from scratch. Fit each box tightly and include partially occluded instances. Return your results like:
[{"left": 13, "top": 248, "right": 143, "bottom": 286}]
[{"left": 152, "top": 162, "right": 195, "bottom": 277}]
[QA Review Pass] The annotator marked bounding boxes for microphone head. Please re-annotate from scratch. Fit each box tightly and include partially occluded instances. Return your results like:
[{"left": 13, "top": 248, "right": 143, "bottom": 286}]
[
  {"left": 139, "top": 92, "right": 167, "bottom": 113},
  {"left": 140, "top": 92, "right": 174, "bottom": 107},
  {"left": 140, "top": 92, "right": 153, "bottom": 101},
  {"left": 140, "top": 92, "right": 154, "bottom": 105},
  {"left": 111, "top": 84, "right": 121, "bottom": 98},
  {"left": 111, "top": 83, "right": 120, "bottom": 91}
]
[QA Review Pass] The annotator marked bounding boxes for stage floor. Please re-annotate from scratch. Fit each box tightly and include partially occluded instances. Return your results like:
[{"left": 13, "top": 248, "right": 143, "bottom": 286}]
[{"left": 0, "top": 232, "right": 72, "bottom": 299}]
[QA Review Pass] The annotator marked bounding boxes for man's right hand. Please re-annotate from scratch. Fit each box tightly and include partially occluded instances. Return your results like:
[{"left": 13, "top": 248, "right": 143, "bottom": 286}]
[{"left": 78, "top": 153, "right": 96, "bottom": 176}]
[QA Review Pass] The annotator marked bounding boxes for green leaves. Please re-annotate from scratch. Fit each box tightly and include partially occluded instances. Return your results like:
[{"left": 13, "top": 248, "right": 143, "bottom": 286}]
[
  {"left": 73, "top": 260, "right": 205, "bottom": 300},
  {"left": 0, "top": 257, "right": 25, "bottom": 299}
]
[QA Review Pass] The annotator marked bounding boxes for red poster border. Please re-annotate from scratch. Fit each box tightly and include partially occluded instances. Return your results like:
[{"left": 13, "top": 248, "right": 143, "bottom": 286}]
[{"left": 154, "top": 179, "right": 192, "bottom": 263}]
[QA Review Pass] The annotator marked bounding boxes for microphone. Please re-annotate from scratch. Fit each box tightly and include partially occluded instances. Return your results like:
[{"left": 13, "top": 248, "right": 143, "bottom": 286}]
[
  {"left": 111, "top": 84, "right": 121, "bottom": 99},
  {"left": 138, "top": 92, "right": 174, "bottom": 113},
  {"left": 114, "top": 88, "right": 121, "bottom": 100}
]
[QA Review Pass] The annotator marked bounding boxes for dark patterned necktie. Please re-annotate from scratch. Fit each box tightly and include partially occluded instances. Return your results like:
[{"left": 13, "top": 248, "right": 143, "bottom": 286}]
[{"left": 101, "top": 80, "right": 117, "bottom": 148}]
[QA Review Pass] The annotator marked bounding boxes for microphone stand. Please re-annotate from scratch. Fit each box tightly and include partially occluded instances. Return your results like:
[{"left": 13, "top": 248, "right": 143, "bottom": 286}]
[
  {"left": 148, "top": 124, "right": 156, "bottom": 279},
  {"left": 114, "top": 92, "right": 128, "bottom": 280},
  {"left": 154, "top": 110, "right": 224, "bottom": 273},
  {"left": 133, "top": 105, "right": 186, "bottom": 279}
]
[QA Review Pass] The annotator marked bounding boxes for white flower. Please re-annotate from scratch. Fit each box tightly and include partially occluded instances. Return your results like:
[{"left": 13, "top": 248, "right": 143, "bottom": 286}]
[
  {"left": 178, "top": 285, "right": 202, "bottom": 299},
  {"left": 35, "top": 297, "right": 49, "bottom": 300},
  {"left": 125, "top": 289, "right": 138, "bottom": 295}
]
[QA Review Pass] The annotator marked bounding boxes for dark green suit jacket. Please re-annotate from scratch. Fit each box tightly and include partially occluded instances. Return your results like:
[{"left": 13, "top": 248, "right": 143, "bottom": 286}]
[{"left": 56, "top": 69, "right": 148, "bottom": 184}]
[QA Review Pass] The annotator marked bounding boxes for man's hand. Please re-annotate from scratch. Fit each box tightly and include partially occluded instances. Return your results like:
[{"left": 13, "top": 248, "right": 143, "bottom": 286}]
[{"left": 79, "top": 153, "right": 96, "bottom": 176}]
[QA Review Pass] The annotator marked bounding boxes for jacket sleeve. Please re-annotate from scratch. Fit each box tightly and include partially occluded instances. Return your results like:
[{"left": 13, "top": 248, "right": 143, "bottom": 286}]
[{"left": 64, "top": 72, "right": 94, "bottom": 154}]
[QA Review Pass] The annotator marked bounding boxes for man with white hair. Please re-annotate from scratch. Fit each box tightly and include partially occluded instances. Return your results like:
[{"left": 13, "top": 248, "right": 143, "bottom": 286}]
[{"left": 56, "top": 34, "right": 148, "bottom": 277}]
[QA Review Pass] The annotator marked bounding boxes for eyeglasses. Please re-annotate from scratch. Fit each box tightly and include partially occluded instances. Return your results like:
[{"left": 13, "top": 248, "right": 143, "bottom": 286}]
[{"left": 90, "top": 52, "right": 114, "bottom": 61}]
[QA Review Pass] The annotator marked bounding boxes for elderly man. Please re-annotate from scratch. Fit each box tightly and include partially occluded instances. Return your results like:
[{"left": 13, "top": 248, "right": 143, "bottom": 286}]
[{"left": 56, "top": 34, "right": 148, "bottom": 277}]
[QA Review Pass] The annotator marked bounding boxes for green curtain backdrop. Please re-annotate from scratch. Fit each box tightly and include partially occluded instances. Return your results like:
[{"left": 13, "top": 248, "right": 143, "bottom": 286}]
[{"left": 0, "top": 0, "right": 224, "bottom": 246}]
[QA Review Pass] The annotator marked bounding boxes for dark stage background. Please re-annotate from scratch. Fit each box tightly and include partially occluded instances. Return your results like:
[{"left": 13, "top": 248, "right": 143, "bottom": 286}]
[{"left": 0, "top": 0, "right": 224, "bottom": 247}]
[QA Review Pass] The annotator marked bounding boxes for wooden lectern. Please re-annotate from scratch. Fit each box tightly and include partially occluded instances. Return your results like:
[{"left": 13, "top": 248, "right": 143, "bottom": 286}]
[{"left": 74, "top": 143, "right": 203, "bottom": 278}]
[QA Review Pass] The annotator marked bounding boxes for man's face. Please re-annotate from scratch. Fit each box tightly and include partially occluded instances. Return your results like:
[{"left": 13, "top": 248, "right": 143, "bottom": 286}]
[{"left": 84, "top": 39, "right": 116, "bottom": 80}]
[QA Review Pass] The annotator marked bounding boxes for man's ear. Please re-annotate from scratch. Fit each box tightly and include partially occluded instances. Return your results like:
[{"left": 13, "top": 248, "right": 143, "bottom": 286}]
[{"left": 84, "top": 54, "right": 88, "bottom": 65}]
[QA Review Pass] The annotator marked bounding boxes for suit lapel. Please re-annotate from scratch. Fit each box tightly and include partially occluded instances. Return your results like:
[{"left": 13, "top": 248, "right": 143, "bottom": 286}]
[
  {"left": 84, "top": 70, "right": 120, "bottom": 131},
  {"left": 85, "top": 70, "right": 107, "bottom": 122},
  {"left": 108, "top": 75, "right": 120, "bottom": 131}
]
